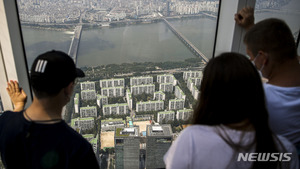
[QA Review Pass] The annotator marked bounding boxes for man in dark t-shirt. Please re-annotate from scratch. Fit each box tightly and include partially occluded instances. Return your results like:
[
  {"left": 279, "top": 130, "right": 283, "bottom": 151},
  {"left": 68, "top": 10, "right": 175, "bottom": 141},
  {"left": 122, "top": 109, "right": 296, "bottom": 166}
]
[{"left": 0, "top": 51, "right": 99, "bottom": 169}]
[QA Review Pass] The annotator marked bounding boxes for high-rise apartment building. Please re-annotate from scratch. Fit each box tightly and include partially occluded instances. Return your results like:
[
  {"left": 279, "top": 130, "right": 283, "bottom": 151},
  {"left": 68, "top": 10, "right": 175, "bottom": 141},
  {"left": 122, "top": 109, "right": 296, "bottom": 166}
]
[
  {"left": 153, "top": 91, "right": 166, "bottom": 100},
  {"left": 176, "top": 109, "right": 193, "bottom": 121},
  {"left": 159, "top": 83, "right": 173, "bottom": 92},
  {"left": 80, "top": 106, "right": 97, "bottom": 118},
  {"left": 157, "top": 74, "right": 177, "bottom": 86},
  {"left": 187, "top": 78, "right": 200, "bottom": 100},
  {"left": 97, "top": 94, "right": 108, "bottom": 108},
  {"left": 174, "top": 86, "right": 186, "bottom": 100},
  {"left": 101, "top": 86, "right": 124, "bottom": 97},
  {"left": 130, "top": 76, "right": 153, "bottom": 86},
  {"left": 71, "top": 117, "right": 95, "bottom": 131},
  {"left": 136, "top": 100, "right": 164, "bottom": 112},
  {"left": 100, "top": 78, "right": 125, "bottom": 88},
  {"left": 157, "top": 111, "right": 175, "bottom": 123},
  {"left": 102, "top": 103, "right": 129, "bottom": 116},
  {"left": 130, "top": 84, "right": 155, "bottom": 95},
  {"left": 183, "top": 70, "right": 203, "bottom": 81},
  {"left": 189, "top": 77, "right": 201, "bottom": 87},
  {"left": 115, "top": 127, "right": 140, "bottom": 169},
  {"left": 80, "top": 81, "right": 96, "bottom": 90},
  {"left": 169, "top": 99, "right": 185, "bottom": 110},
  {"left": 126, "top": 89, "right": 133, "bottom": 110},
  {"left": 74, "top": 93, "right": 79, "bottom": 113},
  {"left": 101, "top": 118, "right": 125, "bottom": 131},
  {"left": 81, "top": 90, "right": 97, "bottom": 100},
  {"left": 146, "top": 124, "right": 173, "bottom": 169}
]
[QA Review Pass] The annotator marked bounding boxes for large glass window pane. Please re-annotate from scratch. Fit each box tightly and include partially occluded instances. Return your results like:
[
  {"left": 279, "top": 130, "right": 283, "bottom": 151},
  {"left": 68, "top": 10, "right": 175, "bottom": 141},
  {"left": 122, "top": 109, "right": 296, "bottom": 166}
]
[
  {"left": 16, "top": 0, "right": 219, "bottom": 168},
  {"left": 255, "top": 0, "right": 300, "bottom": 49}
]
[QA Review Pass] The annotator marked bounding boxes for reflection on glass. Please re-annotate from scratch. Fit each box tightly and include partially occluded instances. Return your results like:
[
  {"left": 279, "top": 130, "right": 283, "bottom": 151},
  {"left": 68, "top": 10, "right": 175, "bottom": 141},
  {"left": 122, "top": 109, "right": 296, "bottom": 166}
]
[
  {"left": 0, "top": 95, "right": 3, "bottom": 113},
  {"left": 16, "top": 0, "right": 219, "bottom": 168},
  {"left": 255, "top": 0, "right": 300, "bottom": 41}
]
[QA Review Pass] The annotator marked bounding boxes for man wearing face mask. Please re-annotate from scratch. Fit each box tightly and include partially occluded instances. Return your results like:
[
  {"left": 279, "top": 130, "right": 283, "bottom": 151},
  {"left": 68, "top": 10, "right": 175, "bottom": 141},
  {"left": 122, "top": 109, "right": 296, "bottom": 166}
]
[
  {"left": 235, "top": 7, "right": 300, "bottom": 159},
  {"left": 0, "top": 51, "right": 100, "bottom": 169}
]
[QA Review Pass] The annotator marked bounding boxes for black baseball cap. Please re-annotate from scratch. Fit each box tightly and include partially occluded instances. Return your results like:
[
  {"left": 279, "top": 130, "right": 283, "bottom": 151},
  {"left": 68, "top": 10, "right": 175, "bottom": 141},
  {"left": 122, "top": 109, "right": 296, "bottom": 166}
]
[{"left": 30, "top": 50, "right": 85, "bottom": 94}]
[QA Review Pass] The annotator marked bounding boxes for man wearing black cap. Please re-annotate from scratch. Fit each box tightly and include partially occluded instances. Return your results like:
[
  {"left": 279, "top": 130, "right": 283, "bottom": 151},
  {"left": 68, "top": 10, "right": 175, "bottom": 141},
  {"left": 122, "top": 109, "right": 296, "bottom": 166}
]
[{"left": 0, "top": 51, "right": 100, "bottom": 169}]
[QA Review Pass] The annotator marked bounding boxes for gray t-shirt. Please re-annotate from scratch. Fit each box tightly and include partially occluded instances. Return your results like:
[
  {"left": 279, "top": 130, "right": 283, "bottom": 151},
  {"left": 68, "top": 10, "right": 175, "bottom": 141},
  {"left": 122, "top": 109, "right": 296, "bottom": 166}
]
[
  {"left": 164, "top": 125, "right": 299, "bottom": 169},
  {"left": 264, "top": 83, "right": 300, "bottom": 145}
]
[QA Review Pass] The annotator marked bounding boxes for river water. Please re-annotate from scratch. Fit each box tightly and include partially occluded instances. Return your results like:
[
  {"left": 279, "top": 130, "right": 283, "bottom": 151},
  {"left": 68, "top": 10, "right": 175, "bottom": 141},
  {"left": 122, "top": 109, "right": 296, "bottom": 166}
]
[{"left": 21, "top": 5, "right": 300, "bottom": 68}]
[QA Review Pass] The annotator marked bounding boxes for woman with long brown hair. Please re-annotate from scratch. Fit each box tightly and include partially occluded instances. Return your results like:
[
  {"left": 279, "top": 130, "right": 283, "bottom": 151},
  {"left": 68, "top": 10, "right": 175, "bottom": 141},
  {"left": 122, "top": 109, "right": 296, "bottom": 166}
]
[{"left": 164, "top": 53, "right": 299, "bottom": 169}]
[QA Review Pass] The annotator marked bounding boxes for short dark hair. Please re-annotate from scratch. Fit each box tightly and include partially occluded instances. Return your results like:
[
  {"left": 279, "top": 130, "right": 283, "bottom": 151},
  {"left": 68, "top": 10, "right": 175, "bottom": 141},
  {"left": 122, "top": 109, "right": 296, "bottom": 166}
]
[
  {"left": 244, "top": 18, "right": 297, "bottom": 62},
  {"left": 193, "top": 53, "right": 281, "bottom": 168},
  {"left": 30, "top": 50, "right": 84, "bottom": 99}
]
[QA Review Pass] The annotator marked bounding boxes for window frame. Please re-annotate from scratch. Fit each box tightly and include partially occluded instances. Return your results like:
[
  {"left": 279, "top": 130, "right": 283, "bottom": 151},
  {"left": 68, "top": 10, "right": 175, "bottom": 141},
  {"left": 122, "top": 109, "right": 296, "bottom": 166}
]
[{"left": 0, "top": 0, "right": 257, "bottom": 110}]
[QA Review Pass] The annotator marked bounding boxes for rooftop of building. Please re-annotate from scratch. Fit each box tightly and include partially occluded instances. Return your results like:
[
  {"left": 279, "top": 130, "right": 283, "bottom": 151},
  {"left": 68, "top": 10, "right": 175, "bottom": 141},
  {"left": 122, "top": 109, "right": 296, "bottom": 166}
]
[
  {"left": 158, "top": 111, "right": 175, "bottom": 114},
  {"left": 101, "top": 118, "right": 124, "bottom": 123},
  {"left": 81, "top": 89, "right": 96, "bottom": 92},
  {"left": 169, "top": 98, "right": 185, "bottom": 102},
  {"left": 146, "top": 124, "right": 173, "bottom": 137},
  {"left": 131, "top": 84, "right": 155, "bottom": 87},
  {"left": 71, "top": 117, "right": 95, "bottom": 127},
  {"left": 115, "top": 127, "right": 139, "bottom": 137},
  {"left": 102, "top": 103, "right": 128, "bottom": 107},
  {"left": 80, "top": 106, "right": 97, "bottom": 110},
  {"left": 137, "top": 100, "right": 164, "bottom": 104},
  {"left": 184, "top": 70, "right": 202, "bottom": 73},
  {"left": 177, "top": 109, "right": 193, "bottom": 113},
  {"left": 81, "top": 81, "right": 95, "bottom": 84},
  {"left": 159, "top": 83, "right": 173, "bottom": 85},
  {"left": 101, "top": 86, "right": 124, "bottom": 89},
  {"left": 130, "top": 76, "right": 153, "bottom": 79},
  {"left": 100, "top": 78, "right": 124, "bottom": 81},
  {"left": 157, "top": 74, "right": 175, "bottom": 77}
]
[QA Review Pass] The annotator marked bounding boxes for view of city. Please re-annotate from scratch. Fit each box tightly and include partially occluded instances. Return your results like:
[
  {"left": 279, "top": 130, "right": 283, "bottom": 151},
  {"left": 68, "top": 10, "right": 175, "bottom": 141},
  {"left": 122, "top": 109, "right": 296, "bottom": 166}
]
[
  {"left": 16, "top": 0, "right": 219, "bottom": 168},
  {"left": 0, "top": 0, "right": 296, "bottom": 168}
]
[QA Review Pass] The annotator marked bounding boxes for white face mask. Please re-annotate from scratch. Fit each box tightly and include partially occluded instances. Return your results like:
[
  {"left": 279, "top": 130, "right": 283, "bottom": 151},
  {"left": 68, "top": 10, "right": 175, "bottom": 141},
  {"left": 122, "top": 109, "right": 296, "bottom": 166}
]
[{"left": 252, "top": 53, "right": 265, "bottom": 78}]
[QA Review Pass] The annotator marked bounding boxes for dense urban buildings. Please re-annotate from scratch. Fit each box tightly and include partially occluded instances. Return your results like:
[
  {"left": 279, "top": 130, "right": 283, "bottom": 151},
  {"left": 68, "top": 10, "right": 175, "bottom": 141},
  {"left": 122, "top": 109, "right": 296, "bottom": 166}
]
[
  {"left": 115, "top": 127, "right": 140, "bottom": 169},
  {"left": 146, "top": 124, "right": 173, "bottom": 169}
]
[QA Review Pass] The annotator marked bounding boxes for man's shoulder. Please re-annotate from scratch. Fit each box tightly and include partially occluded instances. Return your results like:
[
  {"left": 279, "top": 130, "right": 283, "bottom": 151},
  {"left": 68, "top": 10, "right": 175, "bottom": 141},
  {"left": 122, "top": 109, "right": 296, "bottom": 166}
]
[{"left": 0, "top": 111, "right": 23, "bottom": 123}]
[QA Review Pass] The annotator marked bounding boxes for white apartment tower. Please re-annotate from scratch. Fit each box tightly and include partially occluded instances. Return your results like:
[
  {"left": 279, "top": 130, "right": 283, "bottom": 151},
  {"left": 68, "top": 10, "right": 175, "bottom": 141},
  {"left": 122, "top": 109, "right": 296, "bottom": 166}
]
[
  {"left": 157, "top": 111, "right": 175, "bottom": 123},
  {"left": 80, "top": 81, "right": 96, "bottom": 90},
  {"left": 100, "top": 78, "right": 125, "bottom": 88},
  {"left": 81, "top": 90, "right": 97, "bottom": 100},
  {"left": 130, "top": 76, "right": 153, "bottom": 86},
  {"left": 80, "top": 106, "right": 97, "bottom": 118},
  {"left": 136, "top": 100, "right": 164, "bottom": 112}
]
